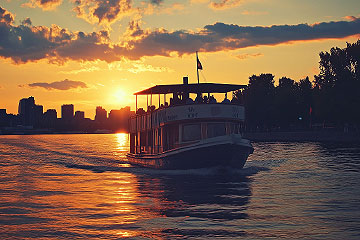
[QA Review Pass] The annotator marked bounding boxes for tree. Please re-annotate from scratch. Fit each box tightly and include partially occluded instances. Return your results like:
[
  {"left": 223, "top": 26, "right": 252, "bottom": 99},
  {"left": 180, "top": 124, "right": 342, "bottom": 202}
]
[
  {"left": 242, "top": 74, "right": 275, "bottom": 130},
  {"left": 297, "top": 77, "right": 313, "bottom": 127},
  {"left": 274, "top": 77, "right": 298, "bottom": 128},
  {"left": 314, "top": 39, "right": 360, "bottom": 125}
]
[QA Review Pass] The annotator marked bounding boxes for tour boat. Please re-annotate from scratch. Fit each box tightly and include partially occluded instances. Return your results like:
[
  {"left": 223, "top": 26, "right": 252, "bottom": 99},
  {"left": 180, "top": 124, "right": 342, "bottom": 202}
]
[{"left": 126, "top": 77, "right": 254, "bottom": 169}]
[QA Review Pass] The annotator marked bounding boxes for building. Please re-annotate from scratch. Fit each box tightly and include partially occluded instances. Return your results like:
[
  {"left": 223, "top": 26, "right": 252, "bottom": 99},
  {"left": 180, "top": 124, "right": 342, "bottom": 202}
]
[
  {"left": 44, "top": 109, "right": 57, "bottom": 121},
  {"left": 0, "top": 109, "right": 6, "bottom": 118},
  {"left": 61, "top": 104, "right": 74, "bottom": 121},
  {"left": 95, "top": 106, "right": 107, "bottom": 122},
  {"left": 108, "top": 106, "right": 134, "bottom": 132},
  {"left": 0, "top": 109, "right": 7, "bottom": 127},
  {"left": 43, "top": 109, "right": 57, "bottom": 128},
  {"left": 74, "top": 111, "right": 85, "bottom": 120},
  {"left": 18, "top": 96, "right": 43, "bottom": 127}
]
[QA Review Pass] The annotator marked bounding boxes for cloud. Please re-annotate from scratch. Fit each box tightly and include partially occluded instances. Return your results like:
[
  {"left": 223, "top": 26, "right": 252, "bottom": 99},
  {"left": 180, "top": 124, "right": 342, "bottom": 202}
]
[
  {"left": 236, "top": 53, "right": 263, "bottom": 60},
  {"left": 21, "top": 18, "right": 32, "bottom": 25},
  {"left": 27, "top": 79, "right": 88, "bottom": 90},
  {"left": 23, "top": 0, "right": 63, "bottom": 10},
  {"left": 127, "top": 62, "right": 173, "bottom": 73},
  {"left": 119, "top": 17, "right": 360, "bottom": 58},
  {"left": 59, "top": 66, "right": 101, "bottom": 74},
  {"left": 150, "top": 0, "right": 163, "bottom": 5},
  {"left": 72, "top": 0, "right": 133, "bottom": 24},
  {"left": 1, "top": 6, "right": 360, "bottom": 64},
  {"left": 0, "top": 7, "right": 14, "bottom": 24},
  {"left": 209, "top": 0, "right": 244, "bottom": 10},
  {"left": 344, "top": 15, "right": 360, "bottom": 21}
]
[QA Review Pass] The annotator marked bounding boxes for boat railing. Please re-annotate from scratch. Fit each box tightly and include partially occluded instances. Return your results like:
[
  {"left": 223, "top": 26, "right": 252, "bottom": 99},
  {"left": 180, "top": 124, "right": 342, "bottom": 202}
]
[{"left": 129, "top": 103, "right": 245, "bottom": 133}]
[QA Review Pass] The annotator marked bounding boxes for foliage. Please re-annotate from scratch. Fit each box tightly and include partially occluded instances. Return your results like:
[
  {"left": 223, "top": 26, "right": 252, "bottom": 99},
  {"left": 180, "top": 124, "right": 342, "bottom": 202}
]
[
  {"left": 314, "top": 39, "right": 360, "bottom": 125},
  {"left": 238, "top": 39, "right": 360, "bottom": 131}
]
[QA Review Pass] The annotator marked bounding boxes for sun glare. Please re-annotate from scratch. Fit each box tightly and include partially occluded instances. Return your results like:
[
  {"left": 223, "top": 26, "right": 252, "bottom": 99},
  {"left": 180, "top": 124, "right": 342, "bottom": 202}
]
[{"left": 113, "top": 88, "right": 126, "bottom": 103}]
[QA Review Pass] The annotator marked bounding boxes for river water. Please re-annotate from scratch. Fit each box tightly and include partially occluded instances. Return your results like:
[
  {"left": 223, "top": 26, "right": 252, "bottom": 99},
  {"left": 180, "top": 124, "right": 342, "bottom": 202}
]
[{"left": 0, "top": 134, "right": 359, "bottom": 239}]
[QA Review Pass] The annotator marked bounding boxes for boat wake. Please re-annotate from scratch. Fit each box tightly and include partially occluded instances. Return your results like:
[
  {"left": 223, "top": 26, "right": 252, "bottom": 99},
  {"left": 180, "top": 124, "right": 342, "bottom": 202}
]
[{"left": 63, "top": 161, "right": 269, "bottom": 177}]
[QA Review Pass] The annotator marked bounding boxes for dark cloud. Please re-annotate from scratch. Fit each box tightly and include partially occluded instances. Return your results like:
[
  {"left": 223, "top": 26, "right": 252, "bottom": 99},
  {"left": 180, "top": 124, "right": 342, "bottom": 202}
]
[
  {"left": 21, "top": 18, "right": 32, "bottom": 25},
  {"left": 73, "top": 0, "right": 132, "bottom": 24},
  {"left": 27, "top": 79, "right": 88, "bottom": 90},
  {"left": 150, "top": 0, "right": 163, "bottom": 5},
  {"left": 209, "top": 0, "right": 243, "bottom": 10},
  {"left": 1, "top": 6, "right": 360, "bottom": 64},
  {"left": 121, "top": 18, "right": 360, "bottom": 58},
  {"left": 0, "top": 7, "right": 14, "bottom": 24}
]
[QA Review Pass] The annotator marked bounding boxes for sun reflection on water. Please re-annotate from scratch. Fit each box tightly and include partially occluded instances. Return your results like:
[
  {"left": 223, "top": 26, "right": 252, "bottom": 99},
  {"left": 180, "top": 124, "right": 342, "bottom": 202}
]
[
  {"left": 114, "top": 133, "right": 130, "bottom": 165},
  {"left": 115, "top": 133, "right": 128, "bottom": 150}
]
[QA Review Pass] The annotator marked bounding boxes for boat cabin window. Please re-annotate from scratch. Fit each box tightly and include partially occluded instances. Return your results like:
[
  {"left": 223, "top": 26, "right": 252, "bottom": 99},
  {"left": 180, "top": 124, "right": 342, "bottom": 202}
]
[
  {"left": 207, "top": 123, "right": 226, "bottom": 138},
  {"left": 182, "top": 124, "right": 201, "bottom": 142}
]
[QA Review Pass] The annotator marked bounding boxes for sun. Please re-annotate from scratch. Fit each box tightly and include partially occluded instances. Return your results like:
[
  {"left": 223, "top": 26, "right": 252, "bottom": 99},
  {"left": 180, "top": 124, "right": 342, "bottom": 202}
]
[{"left": 113, "top": 88, "right": 126, "bottom": 103}]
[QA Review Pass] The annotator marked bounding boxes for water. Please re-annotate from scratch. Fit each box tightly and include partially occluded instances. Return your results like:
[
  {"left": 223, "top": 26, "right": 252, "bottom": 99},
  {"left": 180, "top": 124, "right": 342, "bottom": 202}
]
[{"left": 0, "top": 134, "right": 359, "bottom": 239}]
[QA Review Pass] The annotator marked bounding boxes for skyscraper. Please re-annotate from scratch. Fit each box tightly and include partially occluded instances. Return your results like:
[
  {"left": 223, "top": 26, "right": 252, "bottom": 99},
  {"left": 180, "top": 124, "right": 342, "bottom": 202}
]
[
  {"left": 95, "top": 106, "right": 107, "bottom": 122},
  {"left": 18, "top": 96, "right": 42, "bottom": 127},
  {"left": 61, "top": 104, "right": 74, "bottom": 121},
  {"left": 74, "top": 111, "right": 85, "bottom": 120}
]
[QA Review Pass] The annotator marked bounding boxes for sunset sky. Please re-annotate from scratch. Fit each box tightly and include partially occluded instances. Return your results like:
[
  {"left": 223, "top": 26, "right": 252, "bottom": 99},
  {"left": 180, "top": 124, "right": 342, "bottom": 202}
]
[{"left": 1, "top": 0, "right": 359, "bottom": 118}]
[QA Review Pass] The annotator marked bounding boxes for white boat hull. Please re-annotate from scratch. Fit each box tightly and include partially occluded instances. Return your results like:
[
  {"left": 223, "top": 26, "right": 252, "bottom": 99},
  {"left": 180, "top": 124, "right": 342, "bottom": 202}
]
[{"left": 126, "top": 134, "right": 253, "bottom": 169}]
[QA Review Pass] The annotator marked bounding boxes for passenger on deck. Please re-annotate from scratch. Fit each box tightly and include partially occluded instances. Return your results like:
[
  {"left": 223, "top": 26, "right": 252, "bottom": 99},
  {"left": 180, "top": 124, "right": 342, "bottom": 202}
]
[
  {"left": 222, "top": 93, "right": 230, "bottom": 103},
  {"left": 195, "top": 94, "right": 202, "bottom": 103},
  {"left": 136, "top": 108, "right": 146, "bottom": 115},
  {"left": 173, "top": 94, "right": 181, "bottom": 105},
  {"left": 209, "top": 95, "right": 217, "bottom": 103},
  {"left": 203, "top": 95, "right": 208, "bottom": 103}
]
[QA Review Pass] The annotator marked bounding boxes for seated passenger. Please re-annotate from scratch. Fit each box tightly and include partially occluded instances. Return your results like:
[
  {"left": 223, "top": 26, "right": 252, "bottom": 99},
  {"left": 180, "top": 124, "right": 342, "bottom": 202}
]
[
  {"left": 209, "top": 95, "right": 217, "bottom": 103},
  {"left": 222, "top": 93, "right": 230, "bottom": 103},
  {"left": 195, "top": 94, "right": 202, "bottom": 103},
  {"left": 203, "top": 95, "right": 208, "bottom": 103},
  {"left": 136, "top": 108, "right": 146, "bottom": 114}
]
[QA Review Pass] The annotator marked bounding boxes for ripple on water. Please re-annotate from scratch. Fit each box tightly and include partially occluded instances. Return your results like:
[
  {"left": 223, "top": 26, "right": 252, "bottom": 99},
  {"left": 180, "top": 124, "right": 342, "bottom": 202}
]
[{"left": 0, "top": 135, "right": 359, "bottom": 239}]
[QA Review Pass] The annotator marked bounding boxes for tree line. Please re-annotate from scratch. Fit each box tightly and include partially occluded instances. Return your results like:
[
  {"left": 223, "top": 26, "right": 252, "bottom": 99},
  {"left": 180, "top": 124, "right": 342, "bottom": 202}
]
[{"left": 234, "top": 39, "right": 360, "bottom": 132}]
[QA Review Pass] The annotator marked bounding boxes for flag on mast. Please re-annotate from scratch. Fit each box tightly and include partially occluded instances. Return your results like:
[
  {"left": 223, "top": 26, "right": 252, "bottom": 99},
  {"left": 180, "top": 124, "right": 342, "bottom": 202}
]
[{"left": 197, "top": 55, "right": 203, "bottom": 70}]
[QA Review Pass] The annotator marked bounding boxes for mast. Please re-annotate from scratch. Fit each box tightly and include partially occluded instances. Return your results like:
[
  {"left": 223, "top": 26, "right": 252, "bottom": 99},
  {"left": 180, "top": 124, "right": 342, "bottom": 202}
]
[{"left": 196, "top": 51, "right": 200, "bottom": 84}]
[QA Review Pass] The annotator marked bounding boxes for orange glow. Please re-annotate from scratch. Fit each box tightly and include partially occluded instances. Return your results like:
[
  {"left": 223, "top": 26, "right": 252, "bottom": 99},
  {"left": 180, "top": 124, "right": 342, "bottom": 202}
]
[{"left": 112, "top": 88, "right": 127, "bottom": 103}]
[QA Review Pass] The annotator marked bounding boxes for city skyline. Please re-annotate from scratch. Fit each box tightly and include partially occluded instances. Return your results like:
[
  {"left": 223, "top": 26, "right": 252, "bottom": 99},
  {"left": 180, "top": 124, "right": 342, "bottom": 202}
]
[
  {"left": 1, "top": 0, "right": 360, "bottom": 118},
  {"left": 1, "top": 95, "right": 134, "bottom": 120}
]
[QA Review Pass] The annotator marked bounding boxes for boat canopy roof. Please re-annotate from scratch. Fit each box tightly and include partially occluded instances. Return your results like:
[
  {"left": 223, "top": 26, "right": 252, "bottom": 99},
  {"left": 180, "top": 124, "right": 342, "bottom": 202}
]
[{"left": 134, "top": 83, "right": 246, "bottom": 95}]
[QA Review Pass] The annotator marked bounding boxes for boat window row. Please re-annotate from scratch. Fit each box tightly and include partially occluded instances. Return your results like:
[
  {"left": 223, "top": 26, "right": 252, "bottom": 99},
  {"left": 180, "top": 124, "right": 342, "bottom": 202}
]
[{"left": 130, "top": 121, "right": 243, "bottom": 154}]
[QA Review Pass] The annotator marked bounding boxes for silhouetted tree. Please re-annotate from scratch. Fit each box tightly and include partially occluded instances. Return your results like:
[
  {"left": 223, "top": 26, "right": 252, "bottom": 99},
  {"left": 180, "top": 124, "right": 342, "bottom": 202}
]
[
  {"left": 314, "top": 39, "right": 360, "bottom": 126},
  {"left": 296, "top": 76, "right": 313, "bottom": 127},
  {"left": 243, "top": 74, "right": 275, "bottom": 130},
  {"left": 274, "top": 77, "right": 298, "bottom": 128}
]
